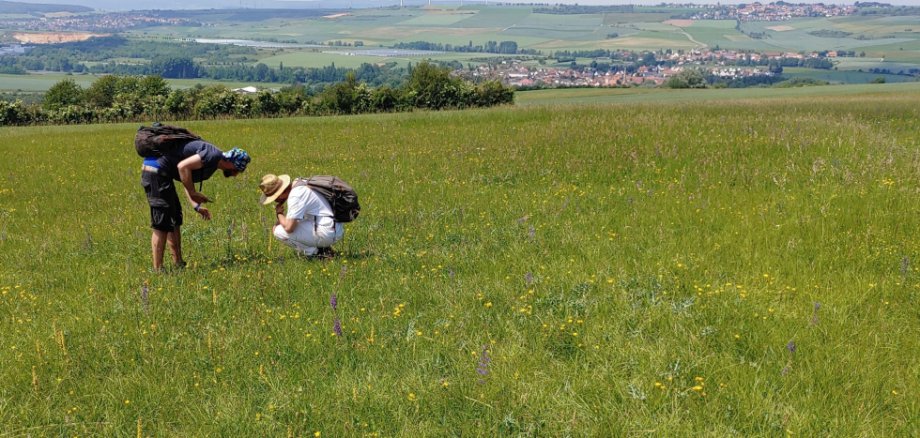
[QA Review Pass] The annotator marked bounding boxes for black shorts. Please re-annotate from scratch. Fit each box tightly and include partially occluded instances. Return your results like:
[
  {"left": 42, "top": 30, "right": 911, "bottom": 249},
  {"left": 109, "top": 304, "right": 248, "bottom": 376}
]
[{"left": 141, "top": 170, "right": 183, "bottom": 232}]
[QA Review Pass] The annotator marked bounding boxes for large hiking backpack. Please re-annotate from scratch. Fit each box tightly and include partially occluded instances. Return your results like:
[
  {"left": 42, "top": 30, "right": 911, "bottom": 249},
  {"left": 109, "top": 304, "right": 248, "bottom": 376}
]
[
  {"left": 293, "top": 176, "right": 361, "bottom": 223},
  {"left": 134, "top": 123, "right": 202, "bottom": 158}
]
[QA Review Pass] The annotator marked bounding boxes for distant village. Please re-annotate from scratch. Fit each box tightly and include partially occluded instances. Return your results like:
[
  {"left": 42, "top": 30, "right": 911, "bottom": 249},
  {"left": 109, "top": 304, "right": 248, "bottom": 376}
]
[
  {"left": 686, "top": 2, "right": 857, "bottom": 21},
  {"left": 467, "top": 47, "right": 850, "bottom": 88},
  {"left": 1, "top": 12, "right": 198, "bottom": 33}
]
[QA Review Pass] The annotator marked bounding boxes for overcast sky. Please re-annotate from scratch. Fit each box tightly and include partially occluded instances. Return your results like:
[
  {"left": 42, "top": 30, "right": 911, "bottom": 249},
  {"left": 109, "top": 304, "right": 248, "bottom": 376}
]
[{"left": 10, "top": 0, "right": 920, "bottom": 11}]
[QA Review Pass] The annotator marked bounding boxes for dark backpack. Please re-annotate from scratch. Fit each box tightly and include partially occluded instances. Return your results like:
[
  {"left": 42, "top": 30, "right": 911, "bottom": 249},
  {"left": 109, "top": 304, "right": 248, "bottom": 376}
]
[
  {"left": 293, "top": 176, "right": 361, "bottom": 223},
  {"left": 134, "top": 123, "right": 201, "bottom": 158}
]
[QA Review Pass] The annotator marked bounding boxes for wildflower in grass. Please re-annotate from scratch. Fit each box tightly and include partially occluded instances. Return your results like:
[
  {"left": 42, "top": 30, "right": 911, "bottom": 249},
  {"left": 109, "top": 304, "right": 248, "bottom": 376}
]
[
  {"left": 786, "top": 340, "right": 796, "bottom": 354},
  {"left": 476, "top": 345, "right": 491, "bottom": 384},
  {"left": 330, "top": 293, "right": 337, "bottom": 312},
  {"left": 333, "top": 318, "right": 343, "bottom": 337},
  {"left": 811, "top": 302, "right": 821, "bottom": 325},
  {"left": 525, "top": 271, "right": 533, "bottom": 287}
]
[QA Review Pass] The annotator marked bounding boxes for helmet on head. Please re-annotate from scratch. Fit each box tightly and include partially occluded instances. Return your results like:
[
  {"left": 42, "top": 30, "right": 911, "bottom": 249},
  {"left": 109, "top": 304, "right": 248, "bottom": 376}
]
[{"left": 223, "top": 148, "right": 251, "bottom": 172}]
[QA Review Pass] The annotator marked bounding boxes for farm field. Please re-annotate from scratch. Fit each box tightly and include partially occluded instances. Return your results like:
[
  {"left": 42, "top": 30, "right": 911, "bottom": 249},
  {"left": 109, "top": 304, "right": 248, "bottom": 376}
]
[
  {"left": 1, "top": 93, "right": 919, "bottom": 435},
  {"left": 741, "top": 16, "right": 920, "bottom": 53},
  {"left": 782, "top": 67, "right": 920, "bottom": 84},
  {"left": 123, "top": 7, "right": 920, "bottom": 56}
]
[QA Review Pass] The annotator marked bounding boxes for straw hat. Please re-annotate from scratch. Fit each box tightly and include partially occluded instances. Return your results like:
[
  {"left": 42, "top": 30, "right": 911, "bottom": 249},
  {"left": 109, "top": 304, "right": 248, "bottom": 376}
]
[{"left": 259, "top": 174, "right": 291, "bottom": 205}]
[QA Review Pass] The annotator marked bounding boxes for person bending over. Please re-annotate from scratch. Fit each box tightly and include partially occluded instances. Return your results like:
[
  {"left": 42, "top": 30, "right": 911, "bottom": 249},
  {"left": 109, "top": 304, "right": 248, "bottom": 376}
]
[{"left": 141, "top": 141, "right": 250, "bottom": 271}]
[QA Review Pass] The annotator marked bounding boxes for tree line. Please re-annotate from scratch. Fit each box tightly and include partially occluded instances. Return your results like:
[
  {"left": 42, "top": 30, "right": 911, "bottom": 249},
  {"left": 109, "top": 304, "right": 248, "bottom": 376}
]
[
  {"left": 0, "top": 62, "right": 514, "bottom": 126},
  {"left": 392, "top": 40, "right": 539, "bottom": 56},
  {"left": 0, "top": 37, "right": 408, "bottom": 87}
]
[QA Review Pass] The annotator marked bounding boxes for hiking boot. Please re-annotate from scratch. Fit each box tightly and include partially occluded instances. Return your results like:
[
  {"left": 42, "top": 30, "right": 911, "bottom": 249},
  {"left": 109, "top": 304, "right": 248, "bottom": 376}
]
[{"left": 315, "top": 247, "right": 336, "bottom": 259}]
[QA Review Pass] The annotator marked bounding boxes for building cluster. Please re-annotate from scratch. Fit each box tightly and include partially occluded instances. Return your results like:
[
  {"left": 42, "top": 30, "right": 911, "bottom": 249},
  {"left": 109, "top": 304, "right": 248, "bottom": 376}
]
[
  {"left": 472, "top": 63, "right": 775, "bottom": 88},
  {"left": 467, "top": 47, "right": 834, "bottom": 88},
  {"left": 1, "top": 13, "right": 200, "bottom": 32},
  {"left": 689, "top": 2, "right": 857, "bottom": 21}
]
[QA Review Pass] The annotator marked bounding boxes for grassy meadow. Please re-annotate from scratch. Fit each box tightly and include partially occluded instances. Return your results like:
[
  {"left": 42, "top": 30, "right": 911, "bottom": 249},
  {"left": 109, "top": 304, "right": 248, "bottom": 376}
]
[{"left": 1, "top": 91, "right": 920, "bottom": 435}]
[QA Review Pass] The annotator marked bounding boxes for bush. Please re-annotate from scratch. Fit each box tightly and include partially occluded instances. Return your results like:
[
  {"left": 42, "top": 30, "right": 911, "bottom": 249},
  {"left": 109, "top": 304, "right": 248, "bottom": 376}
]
[
  {"left": 20, "top": 70, "right": 515, "bottom": 126},
  {"left": 0, "top": 100, "right": 32, "bottom": 126}
]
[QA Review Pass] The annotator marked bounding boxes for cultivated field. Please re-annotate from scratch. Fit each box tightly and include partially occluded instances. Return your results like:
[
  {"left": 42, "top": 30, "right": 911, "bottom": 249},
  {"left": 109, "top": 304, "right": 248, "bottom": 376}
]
[
  {"left": 121, "top": 6, "right": 920, "bottom": 66},
  {"left": 1, "top": 93, "right": 919, "bottom": 435}
]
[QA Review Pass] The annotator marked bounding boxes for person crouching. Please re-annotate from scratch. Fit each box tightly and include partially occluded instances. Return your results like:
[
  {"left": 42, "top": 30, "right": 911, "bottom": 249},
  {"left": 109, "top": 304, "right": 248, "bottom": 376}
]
[{"left": 260, "top": 173, "right": 344, "bottom": 258}]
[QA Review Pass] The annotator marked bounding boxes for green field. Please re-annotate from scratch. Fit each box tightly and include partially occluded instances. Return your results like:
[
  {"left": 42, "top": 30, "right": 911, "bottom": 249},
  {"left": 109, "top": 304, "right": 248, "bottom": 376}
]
[
  {"left": 0, "top": 73, "right": 283, "bottom": 93},
  {"left": 516, "top": 82, "right": 920, "bottom": 106},
  {"left": 783, "top": 67, "right": 920, "bottom": 84},
  {"left": 1, "top": 91, "right": 919, "bottom": 435}
]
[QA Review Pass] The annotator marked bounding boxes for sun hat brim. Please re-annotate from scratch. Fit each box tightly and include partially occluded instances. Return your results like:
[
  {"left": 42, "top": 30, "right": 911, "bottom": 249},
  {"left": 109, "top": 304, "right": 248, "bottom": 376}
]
[{"left": 260, "top": 174, "right": 291, "bottom": 205}]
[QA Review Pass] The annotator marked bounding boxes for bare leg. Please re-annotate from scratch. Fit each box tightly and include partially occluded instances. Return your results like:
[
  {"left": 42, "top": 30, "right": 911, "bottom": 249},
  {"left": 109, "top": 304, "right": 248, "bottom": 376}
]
[
  {"left": 151, "top": 229, "right": 168, "bottom": 272},
  {"left": 167, "top": 226, "right": 183, "bottom": 266}
]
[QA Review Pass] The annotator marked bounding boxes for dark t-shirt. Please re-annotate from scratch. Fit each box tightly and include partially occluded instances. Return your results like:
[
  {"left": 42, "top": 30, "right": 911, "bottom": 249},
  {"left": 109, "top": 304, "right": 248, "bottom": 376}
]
[{"left": 156, "top": 140, "right": 224, "bottom": 182}]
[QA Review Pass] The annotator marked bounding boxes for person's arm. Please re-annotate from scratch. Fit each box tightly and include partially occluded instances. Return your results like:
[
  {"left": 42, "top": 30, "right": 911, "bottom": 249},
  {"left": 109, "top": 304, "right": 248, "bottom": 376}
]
[
  {"left": 176, "top": 154, "right": 210, "bottom": 205},
  {"left": 276, "top": 202, "right": 299, "bottom": 233}
]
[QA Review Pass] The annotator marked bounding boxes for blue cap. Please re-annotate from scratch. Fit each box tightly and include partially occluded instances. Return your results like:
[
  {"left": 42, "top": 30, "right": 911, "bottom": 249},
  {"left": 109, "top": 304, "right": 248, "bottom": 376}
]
[{"left": 223, "top": 148, "right": 251, "bottom": 172}]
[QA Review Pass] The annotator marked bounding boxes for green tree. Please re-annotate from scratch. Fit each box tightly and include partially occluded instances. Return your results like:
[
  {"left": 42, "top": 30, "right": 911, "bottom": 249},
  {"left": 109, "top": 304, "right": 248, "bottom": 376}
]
[
  {"left": 84, "top": 75, "right": 119, "bottom": 108},
  {"left": 165, "top": 88, "right": 192, "bottom": 118},
  {"left": 151, "top": 56, "right": 199, "bottom": 79},
  {"left": 43, "top": 79, "right": 84, "bottom": 111},
  {"left": 193, "top": 86, "right": 238, "bottom": 118},
  {"left": 474, "top": 80, "right": 514, "bottom": 107},
  {"left": 138, "top": 76, "right": 170, "bottom": 98},
  {"left": 275, "top": 85, "right": 309, "bottom": 114},
  {"left": 255, "top": 91, "right": 281, "bottom": 116},
  {"left": 498, "top": 41, "right": 518, "bottom": 54},
  {"left": 403, "top": 62, "right": 465, "bottom": 110},
  {"left": 666, "top": 68, "right": 707, "bottom": 89},
  {"left": 318, "top": 72, "right": 372, "bottom": 115}
]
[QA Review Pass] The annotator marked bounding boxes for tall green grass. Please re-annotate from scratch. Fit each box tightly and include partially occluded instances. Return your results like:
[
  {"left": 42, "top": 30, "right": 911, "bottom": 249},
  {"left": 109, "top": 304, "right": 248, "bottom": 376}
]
[{"left": 1, "top": 93, "right": 919, "bottom": 435}]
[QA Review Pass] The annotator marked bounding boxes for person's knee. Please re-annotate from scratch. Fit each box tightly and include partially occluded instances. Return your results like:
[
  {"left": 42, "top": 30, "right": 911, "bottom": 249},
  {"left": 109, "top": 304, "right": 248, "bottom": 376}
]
[{"left": 272, "top": 225, "right": 288, "bottom": 240}]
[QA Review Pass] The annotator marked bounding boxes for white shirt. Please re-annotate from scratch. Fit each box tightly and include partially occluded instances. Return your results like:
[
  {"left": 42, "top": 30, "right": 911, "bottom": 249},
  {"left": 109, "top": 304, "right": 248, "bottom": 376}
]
[{"left": 286, "top": 186, "right": 335, "bottom": 227}]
